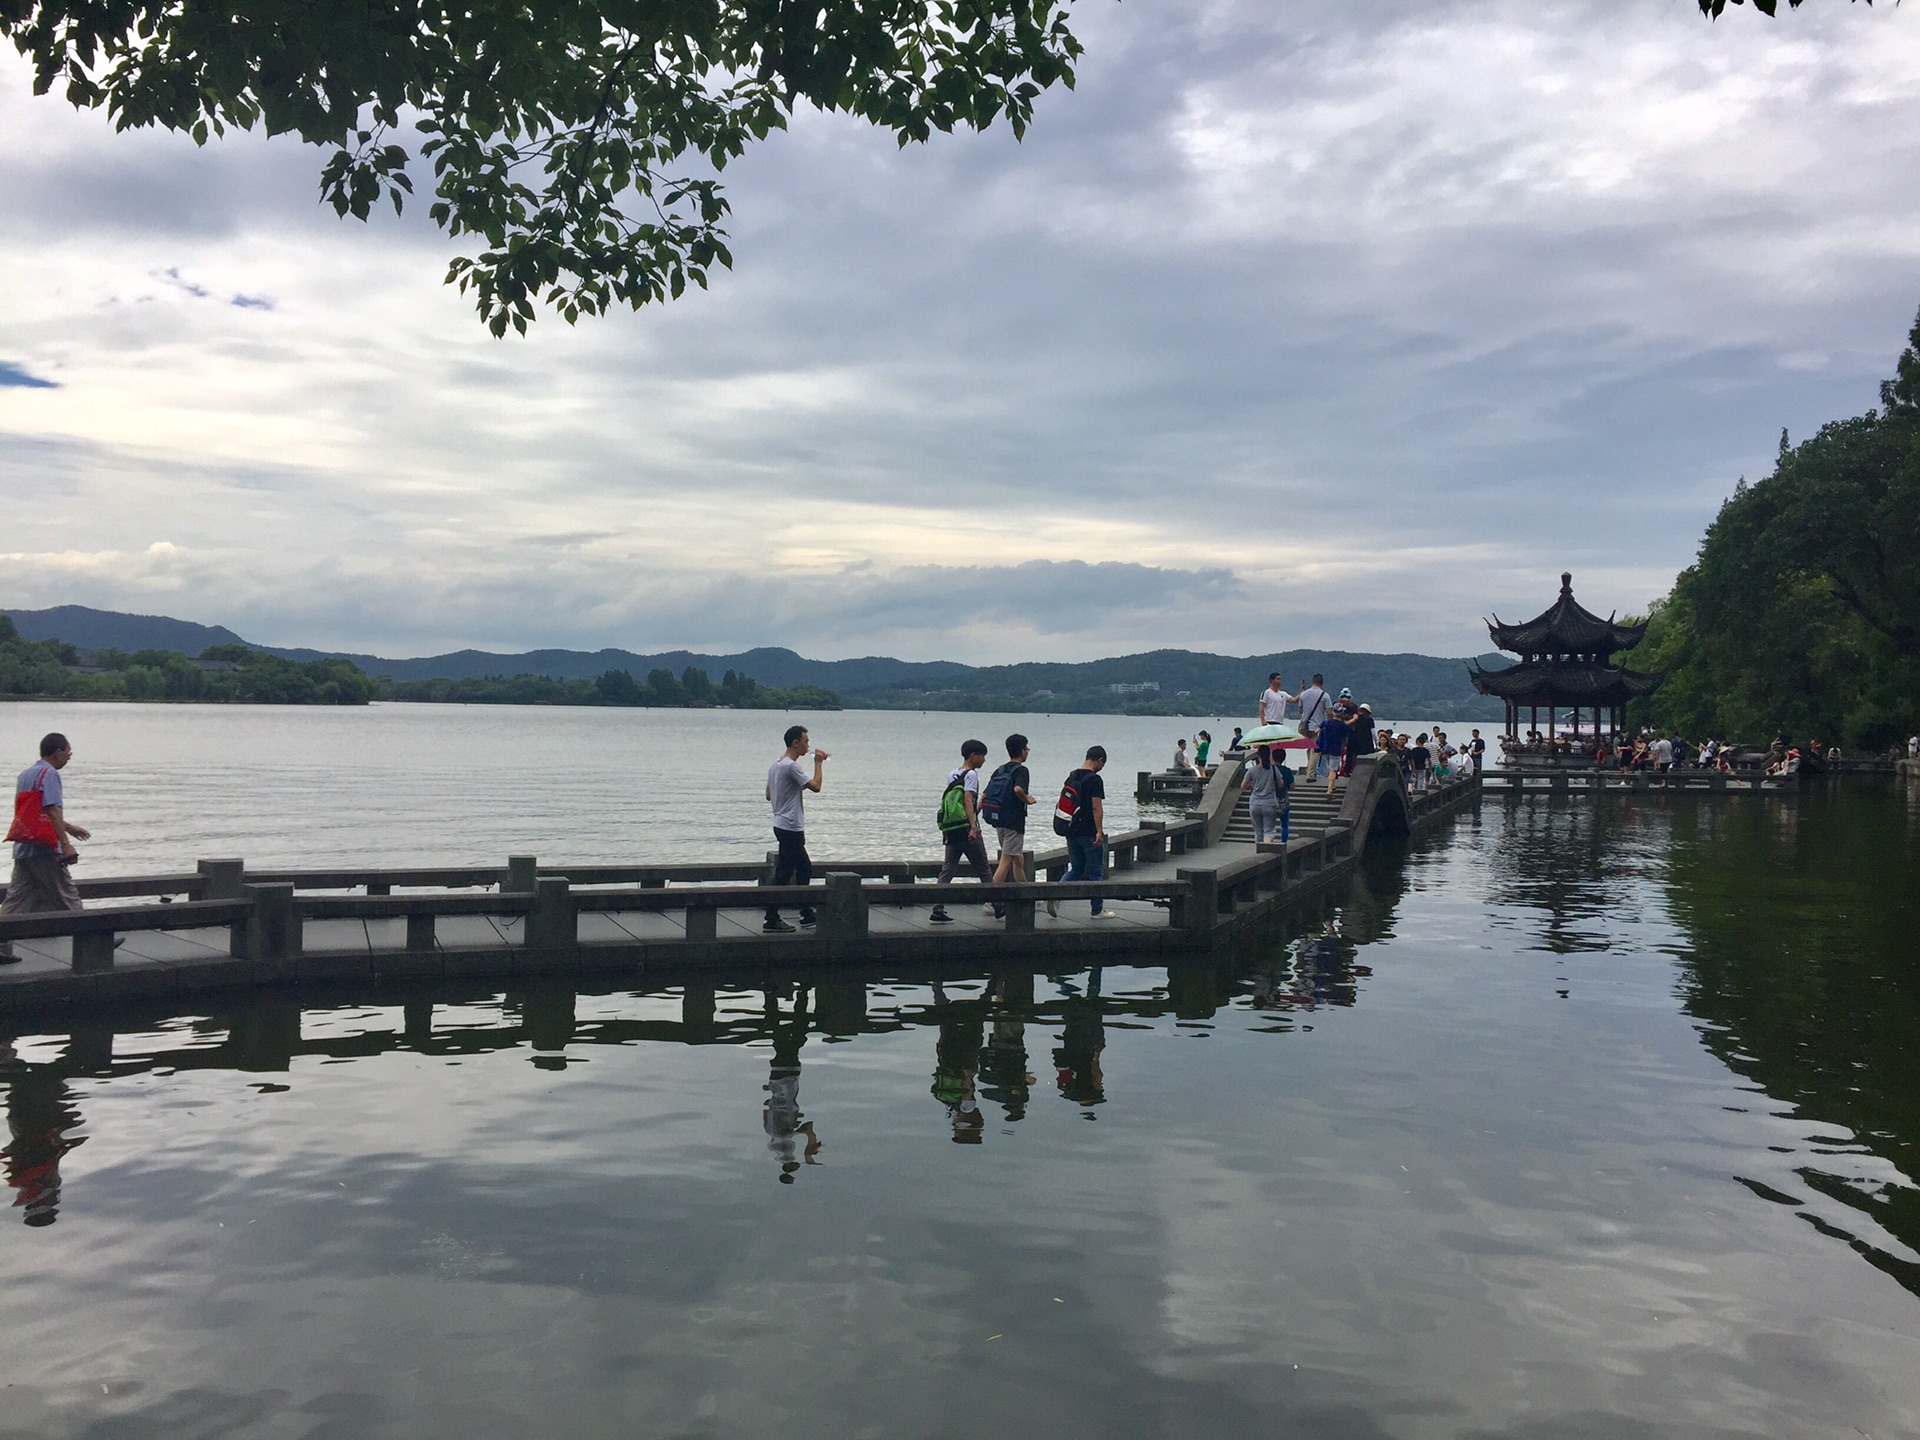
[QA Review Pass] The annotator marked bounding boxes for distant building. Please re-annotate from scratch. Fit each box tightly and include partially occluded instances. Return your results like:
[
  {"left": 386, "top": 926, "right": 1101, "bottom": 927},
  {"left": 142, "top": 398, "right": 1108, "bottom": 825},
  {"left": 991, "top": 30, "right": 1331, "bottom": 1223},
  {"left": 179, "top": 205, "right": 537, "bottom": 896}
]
[{"left": 1108, "top": 682, "right": 1160, "bottom": 695}]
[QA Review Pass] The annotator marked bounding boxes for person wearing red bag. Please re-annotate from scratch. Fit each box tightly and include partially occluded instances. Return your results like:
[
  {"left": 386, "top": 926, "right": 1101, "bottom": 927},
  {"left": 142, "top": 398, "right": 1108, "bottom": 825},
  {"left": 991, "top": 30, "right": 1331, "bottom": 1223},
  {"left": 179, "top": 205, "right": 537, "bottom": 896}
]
[{"left": 0, "top": 733, "right": 92, "bottom": 963}]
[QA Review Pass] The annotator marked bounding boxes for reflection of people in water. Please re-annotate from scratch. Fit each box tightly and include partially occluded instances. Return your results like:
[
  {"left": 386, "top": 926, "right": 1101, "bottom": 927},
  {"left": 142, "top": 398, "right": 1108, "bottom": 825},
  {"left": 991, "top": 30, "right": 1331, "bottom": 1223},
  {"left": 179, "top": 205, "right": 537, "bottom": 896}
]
[
  {"left": 1054, "top": 970, "right": 1107, "bottom": 1109},
  {"left": 3, "top": 1057, "right": 86, "bottom": 1226},
  {"left": 930, "top": 983, "right": 985, "bottom": 1143},
  {"left": 981, "top": 1014, "right": 1034, "bottom": 1121},
  {"left": 763, "top": 988, "right": 822, "bottom": 1183},
  {"left": 1254, "top": 920, "right": 1372, "bottom": 1012}
]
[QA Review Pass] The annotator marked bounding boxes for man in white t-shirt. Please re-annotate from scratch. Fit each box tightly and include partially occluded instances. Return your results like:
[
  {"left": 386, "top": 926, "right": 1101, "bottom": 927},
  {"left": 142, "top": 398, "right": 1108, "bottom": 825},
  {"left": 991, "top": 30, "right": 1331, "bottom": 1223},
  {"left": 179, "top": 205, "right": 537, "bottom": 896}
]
[
  {"left": 764, "top": 724, "right": 828, "bottom": 933},
  {"left": 1652, "top": 736, "right": 1674, "bottom": 771},
  {"left": 931, "top": 739, "right": 993, "bottom": 924},
  {"left": 1258, "top": 673, "right": 1292, "bottom": 727}
]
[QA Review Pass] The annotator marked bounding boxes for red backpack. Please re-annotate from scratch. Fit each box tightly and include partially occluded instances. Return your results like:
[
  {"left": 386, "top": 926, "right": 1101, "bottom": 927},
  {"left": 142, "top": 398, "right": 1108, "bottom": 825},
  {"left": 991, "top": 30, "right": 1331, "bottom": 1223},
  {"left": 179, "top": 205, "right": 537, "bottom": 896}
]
[{"left": 1052, "top": 775, "right": 1082, "bottom": 836}]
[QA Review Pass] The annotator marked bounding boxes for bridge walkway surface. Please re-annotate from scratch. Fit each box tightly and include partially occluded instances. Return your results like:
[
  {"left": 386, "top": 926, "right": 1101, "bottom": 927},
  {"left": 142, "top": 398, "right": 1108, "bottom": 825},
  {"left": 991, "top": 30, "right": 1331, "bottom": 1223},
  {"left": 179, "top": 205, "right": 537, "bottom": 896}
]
[{"left": 0, "top": 758, "right": 1480, "bottom": 1019}]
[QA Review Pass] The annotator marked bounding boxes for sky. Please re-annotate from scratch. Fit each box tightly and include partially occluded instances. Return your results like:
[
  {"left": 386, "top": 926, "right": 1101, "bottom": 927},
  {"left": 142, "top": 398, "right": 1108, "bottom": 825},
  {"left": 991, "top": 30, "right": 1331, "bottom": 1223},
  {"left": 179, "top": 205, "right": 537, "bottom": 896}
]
[{"left": 2, "top": 0, "right": 1918, "bottom": 665}]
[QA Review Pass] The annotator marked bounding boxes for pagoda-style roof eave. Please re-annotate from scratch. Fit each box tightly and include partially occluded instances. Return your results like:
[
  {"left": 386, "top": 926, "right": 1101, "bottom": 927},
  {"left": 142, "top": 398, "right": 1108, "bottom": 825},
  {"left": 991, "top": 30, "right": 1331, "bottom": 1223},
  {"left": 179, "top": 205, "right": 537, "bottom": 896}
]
[
  {"left": 1486, "top": 571, "right": 1646, "bottom": 657},
  {"left": 1467, "top": 658, "right": 1664, "bottom": 705}
]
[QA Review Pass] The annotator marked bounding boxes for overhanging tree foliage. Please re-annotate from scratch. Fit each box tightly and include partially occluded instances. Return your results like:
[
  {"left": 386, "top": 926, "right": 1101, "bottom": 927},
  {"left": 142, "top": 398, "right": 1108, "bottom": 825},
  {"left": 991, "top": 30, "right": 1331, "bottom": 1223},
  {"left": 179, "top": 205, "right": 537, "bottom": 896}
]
[
  {"left": 2, "top": 0, "right": 1079, "bottom": 333},
  {"left": 1637, "top": 309, "right": 1920, "bottom": 750}
]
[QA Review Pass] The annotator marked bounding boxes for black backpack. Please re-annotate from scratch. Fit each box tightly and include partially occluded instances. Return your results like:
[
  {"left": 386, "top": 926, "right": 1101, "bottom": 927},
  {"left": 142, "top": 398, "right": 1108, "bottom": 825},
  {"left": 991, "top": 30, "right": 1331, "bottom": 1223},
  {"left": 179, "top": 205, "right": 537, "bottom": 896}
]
[{"left": 980, "top": 762, "right": 1017, "bottom": 827}]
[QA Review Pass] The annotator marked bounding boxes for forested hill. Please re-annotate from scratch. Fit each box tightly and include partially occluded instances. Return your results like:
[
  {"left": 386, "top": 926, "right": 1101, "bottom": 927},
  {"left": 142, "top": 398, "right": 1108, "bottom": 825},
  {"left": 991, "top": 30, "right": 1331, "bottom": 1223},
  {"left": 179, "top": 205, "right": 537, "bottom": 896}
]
[{"left": 3, "top": 605, "right": 1508, "bottom": 717}]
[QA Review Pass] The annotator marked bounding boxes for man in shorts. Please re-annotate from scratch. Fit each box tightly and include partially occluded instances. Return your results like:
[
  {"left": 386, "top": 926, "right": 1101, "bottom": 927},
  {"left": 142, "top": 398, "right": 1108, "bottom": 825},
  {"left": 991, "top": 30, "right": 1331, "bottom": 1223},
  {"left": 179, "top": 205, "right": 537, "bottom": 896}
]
[
  {"left": 986, "top": 734, "right": 1035, "bottom": 890},
  {"left": 1, "top": 733, "right": 93, "bottom": 964}
]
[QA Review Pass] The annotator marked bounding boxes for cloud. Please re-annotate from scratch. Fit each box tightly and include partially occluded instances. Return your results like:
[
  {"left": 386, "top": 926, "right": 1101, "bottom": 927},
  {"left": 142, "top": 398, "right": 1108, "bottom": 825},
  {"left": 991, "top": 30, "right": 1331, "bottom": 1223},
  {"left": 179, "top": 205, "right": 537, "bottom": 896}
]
[
  {"left": 2, "top": 2, "right": 1918, "bottom": 662},
  {"left": 0, "top": 361, "right": 57, "bottom": 388}
]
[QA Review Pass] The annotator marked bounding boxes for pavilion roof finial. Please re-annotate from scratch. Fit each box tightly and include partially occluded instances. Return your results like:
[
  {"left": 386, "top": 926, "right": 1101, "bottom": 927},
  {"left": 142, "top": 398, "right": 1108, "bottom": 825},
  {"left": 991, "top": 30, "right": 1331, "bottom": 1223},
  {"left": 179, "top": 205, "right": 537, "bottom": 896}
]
[{"left": 1560, "top": 570, "right": 1573, "bottom": 595}]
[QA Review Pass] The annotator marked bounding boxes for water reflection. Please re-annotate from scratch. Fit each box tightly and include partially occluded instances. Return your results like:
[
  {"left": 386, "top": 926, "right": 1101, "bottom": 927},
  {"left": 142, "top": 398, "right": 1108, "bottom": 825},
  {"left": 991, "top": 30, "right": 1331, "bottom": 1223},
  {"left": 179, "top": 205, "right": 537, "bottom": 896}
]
[
  {"left": 0, "top": 1053, "right": 84, "bottom": 1227},
  {"left": 763, "top": 987, "right": 822, "bottom": 1181},
  {"left": 1659, "top": 779, "right": 1920, "bottom": 1295},
  {"left": 0, "top": 893, "right": 1378, "bottom": 1224},
  {"left": 7, "top": 806, "right": 1920, "bottom": 1439},
  {"left": 1479, "top": 792, "right": 1679, "bottom": 953}
]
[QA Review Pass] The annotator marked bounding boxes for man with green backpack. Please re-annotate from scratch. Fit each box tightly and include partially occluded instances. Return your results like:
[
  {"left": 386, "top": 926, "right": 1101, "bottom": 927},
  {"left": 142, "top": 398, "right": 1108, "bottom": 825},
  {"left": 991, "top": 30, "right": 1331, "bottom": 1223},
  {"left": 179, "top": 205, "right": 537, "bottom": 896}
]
[{"left": 931, "top": 739, "right": 995, "bottom": 924}]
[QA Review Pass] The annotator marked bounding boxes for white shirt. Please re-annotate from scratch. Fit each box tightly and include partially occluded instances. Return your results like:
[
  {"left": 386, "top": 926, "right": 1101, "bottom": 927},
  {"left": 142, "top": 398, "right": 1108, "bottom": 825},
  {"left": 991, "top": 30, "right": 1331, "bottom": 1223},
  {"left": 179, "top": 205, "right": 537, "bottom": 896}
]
[
  {"left": 1296, "top": 685, "right": 1328, "bottom": 731},
  {"left": 768, "top": 755, "right": 809, "bottom": 831},
  {"left": 1653, "top": 739, "right": 1673, "bottom": 764},
  {"left": 1258, "top": 687, "right": 1292, "bottom": 724}
]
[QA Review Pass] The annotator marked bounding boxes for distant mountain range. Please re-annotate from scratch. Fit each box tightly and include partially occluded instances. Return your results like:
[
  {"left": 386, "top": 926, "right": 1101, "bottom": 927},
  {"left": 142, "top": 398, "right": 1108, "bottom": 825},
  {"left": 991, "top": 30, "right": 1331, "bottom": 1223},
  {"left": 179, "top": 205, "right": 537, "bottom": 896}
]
[{"left": 4, "top": 604, "right": 1509, "bottom": 718}]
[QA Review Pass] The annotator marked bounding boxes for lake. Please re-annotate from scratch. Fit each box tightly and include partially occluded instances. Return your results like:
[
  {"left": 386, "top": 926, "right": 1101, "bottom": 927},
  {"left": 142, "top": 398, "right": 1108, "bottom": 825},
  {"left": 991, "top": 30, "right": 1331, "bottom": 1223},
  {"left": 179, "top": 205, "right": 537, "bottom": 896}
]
[{"left": 1, "top": 703, "right": 1917, "bottom": 1439}]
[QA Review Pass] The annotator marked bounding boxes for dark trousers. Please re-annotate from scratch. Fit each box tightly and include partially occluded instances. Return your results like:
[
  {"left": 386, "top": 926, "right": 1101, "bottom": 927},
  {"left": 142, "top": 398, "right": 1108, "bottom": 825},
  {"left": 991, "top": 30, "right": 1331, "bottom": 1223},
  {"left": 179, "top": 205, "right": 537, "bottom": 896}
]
[
  {"left": 937, "top": 830, "right": 993, "bottom": 887},
  {"left": 1062, "top": 835, "right": 1107, "bottom": 914},
  {"left": 767, "top": 828, "right": 814, "bottom": 922}
]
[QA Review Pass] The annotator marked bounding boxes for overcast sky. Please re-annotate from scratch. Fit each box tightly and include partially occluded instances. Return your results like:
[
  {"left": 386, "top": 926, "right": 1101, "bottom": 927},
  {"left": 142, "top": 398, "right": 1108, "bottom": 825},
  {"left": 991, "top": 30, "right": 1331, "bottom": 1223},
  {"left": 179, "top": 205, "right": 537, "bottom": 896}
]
[{"left": 2, "top": 0, "right": 1918, "bottom": 663}]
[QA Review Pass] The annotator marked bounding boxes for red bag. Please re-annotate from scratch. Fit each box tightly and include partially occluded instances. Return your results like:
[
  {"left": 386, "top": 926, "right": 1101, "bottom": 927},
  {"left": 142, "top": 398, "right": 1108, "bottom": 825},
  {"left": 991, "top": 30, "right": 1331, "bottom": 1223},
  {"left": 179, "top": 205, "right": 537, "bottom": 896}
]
[{"left": 1052, "top": 777, "right": 1080, "bottom": 836}]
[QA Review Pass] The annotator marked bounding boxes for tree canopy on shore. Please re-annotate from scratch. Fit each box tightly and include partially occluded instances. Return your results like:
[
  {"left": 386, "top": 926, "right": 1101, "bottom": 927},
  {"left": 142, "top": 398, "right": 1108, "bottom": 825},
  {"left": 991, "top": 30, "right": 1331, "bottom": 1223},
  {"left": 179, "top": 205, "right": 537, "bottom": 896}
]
[
  {"left": 2, "top": 0, "right": 1079, "bottom": 334},
  {"left": 1635, "top": 308, "right": 1920, "bottom": 751},
  {"left": 0, "top": 621, "right": 378, "bottom": 703}
]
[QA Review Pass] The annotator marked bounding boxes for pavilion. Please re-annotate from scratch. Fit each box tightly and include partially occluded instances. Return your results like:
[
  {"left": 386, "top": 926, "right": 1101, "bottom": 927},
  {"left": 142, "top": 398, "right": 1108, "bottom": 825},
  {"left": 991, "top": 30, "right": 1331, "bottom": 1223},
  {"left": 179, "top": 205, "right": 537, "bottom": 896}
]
[{"left": 1468, "top": 572, "right": 1662, "bottom": 743}]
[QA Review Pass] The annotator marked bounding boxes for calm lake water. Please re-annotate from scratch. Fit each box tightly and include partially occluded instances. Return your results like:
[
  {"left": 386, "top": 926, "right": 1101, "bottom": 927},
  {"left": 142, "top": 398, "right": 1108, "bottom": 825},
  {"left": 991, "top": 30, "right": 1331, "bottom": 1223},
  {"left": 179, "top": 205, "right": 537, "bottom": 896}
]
[{"left": 2, "top": 704, "right": 1918, "bottom": 1439}]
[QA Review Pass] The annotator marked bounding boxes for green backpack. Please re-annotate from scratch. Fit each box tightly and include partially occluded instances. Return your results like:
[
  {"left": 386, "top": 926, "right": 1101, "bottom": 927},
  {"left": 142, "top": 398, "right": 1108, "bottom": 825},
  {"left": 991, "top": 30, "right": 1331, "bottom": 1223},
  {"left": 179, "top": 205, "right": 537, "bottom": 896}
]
[{"left": 937, "top": 775, "right": 971, "bottom": 833}]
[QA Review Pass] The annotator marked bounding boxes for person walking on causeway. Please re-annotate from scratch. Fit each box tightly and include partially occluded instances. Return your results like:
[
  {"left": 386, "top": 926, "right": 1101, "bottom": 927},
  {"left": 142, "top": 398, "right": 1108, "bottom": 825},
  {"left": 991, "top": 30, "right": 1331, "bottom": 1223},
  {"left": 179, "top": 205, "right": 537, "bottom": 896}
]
[
  {"left": 1, "top": 733, "right": 95, "bottom": 964},
  {"left": 1243, "top": 744, "right": 1294, "bottom": 845},
  {"left": 931, "top": 740, "right": 995, "bottom": 924}
]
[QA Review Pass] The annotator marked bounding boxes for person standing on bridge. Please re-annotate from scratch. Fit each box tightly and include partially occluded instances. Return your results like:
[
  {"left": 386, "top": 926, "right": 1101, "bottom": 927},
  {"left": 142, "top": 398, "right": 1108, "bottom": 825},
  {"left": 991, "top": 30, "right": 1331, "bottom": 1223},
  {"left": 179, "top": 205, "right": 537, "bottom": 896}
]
[
  {"left": 1469, "top": 730, "right": 1486, "bottom": 774},
  {"left": 1296, "top": 675, "right": 1329, "bottom": 754},
  {"left": 1316, "top": 707, "right": 1350, "bottom": 796},
  {"left": 1243, "top": 744, "right": 1293, "bottom": 845},
  {"left": 0, "top": 733, "right": 92, "bottom": 965},
  {"left": 1342, "top": 704, "right": 1377, "bottom": 784},
  {"left": 1258, "top": 674, "right": 1293, "bottom": 730},
  {"left": 764, "top": 725, "right": 827, "bottom": 934}
]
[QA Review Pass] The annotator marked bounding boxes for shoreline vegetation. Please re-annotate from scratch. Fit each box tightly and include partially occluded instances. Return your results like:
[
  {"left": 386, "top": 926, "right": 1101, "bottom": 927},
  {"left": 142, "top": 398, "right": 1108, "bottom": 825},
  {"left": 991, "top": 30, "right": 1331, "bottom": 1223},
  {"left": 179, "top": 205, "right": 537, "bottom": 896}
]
[{"left": 1629, "top": 306, "right": 1920, "bottom": 755}]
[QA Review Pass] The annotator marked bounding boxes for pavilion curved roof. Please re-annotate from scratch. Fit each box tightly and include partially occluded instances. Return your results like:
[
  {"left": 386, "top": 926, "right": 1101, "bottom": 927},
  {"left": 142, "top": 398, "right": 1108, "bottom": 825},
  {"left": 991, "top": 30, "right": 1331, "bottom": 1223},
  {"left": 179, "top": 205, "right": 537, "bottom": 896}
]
[
  {"left": 1486, "top": 572, "right": 1647, "bottom": 656},
  {"left": 1466, "top": 658, "right": 1664, "bottom": 706}
]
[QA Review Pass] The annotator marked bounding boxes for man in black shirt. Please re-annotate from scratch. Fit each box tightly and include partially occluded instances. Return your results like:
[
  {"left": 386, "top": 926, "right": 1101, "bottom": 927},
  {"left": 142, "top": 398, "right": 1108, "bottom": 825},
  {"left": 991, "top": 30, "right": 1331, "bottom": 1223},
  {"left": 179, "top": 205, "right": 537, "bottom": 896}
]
[
  {"left": 1050, "top": 745, "right": 1110, "bottom": 921},
  {"left": 986, "top": 734, "right": 1035, "bottom": 888},
  {"left": 1343, "top": 704, "right": 1377, "bottom": 774}
]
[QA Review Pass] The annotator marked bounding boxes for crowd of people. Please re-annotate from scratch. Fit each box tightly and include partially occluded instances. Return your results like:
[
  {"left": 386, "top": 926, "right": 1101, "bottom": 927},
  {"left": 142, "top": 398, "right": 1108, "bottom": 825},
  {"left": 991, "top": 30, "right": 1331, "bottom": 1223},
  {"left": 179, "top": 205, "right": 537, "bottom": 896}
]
[{"left": 1503, "top": 728, "right": 1805, "bottom": 774}]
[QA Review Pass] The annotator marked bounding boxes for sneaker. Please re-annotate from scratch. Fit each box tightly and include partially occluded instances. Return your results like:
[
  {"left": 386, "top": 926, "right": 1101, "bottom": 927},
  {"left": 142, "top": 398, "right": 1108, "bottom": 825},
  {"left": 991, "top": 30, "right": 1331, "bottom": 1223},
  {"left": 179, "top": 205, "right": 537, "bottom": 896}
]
[
  {"left": 0, "top": 948, "right": 17, "bottom": 966},
  {"left": 980, "top": 902, "right": 997, "bottom": 914},
  {"left": 1091, "top": 911, "right": 1118, "bottom": 921},
  {"left": 763, "top": 917, "right": 797, "bottom": 934},
  {"left": 929, "top": 907, "right": 953, "bottom": 924},
  {"left": 991, "top": 906, "right": 1006, "bottom": 920},
  {"left": 1046, "top": 900, "right": 1059, "bottom": 919},
  {"left": 798, "top": 910, "right": 818, "bottom": 929}
]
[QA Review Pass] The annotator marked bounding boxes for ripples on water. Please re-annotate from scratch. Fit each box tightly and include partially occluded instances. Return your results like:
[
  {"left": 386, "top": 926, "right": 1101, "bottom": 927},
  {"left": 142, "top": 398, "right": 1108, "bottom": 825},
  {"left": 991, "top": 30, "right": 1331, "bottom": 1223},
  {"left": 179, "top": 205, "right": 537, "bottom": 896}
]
[{"left": 0, "top": 706, "right": 1917, "bottom": 1438}]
